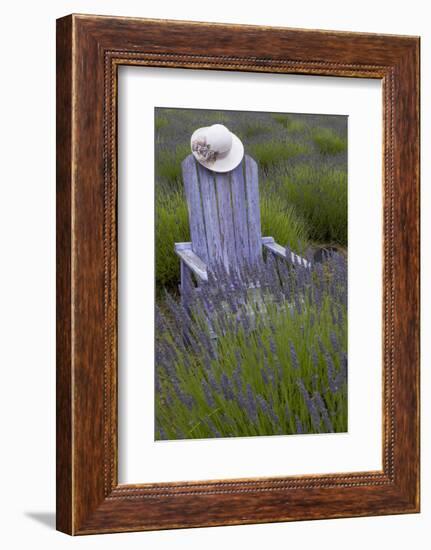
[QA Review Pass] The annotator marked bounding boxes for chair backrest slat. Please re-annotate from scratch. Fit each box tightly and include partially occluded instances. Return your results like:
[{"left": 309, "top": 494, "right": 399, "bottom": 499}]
[
  {"left": 214, "top": 172, "right": 237, "bottom": 270},
  {"left": 182, "top": 154, "right": 209, "bottom": 263},
  {"left": 181, "top": 153, "right": 262, "bottom": 273},
  {"left": 244, "top": 155, "right": 262, "bottom": 267},
  {"left": 230, "top": 159, "right": 250, "bottom": 267},
  {"left": 196, "top": 161, "right": 224, "bottom": 264}
]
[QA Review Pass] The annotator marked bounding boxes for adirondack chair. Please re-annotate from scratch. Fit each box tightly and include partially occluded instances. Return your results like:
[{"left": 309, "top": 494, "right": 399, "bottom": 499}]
[{"left": 174, "top": 153, "right": 310, "bottom": 307}]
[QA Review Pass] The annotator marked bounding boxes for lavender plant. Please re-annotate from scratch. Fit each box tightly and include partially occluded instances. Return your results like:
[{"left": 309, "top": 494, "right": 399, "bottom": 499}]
[
  {"left": 155, "top": 250, "right": 347, "bottom": 440},
  {"left": 154, "top": 107, "right": 348, "bottom": 439}
]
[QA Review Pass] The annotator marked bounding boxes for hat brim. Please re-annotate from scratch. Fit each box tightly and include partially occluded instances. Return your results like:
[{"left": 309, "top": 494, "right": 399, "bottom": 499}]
[{"left": 191, "top": 128, "right": 244, "bottom": 173}]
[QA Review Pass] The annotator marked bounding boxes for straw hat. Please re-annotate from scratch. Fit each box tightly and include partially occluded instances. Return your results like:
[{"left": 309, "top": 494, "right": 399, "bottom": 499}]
[{"left": 190, "top": 123, "right": 244, "bottom": 172}]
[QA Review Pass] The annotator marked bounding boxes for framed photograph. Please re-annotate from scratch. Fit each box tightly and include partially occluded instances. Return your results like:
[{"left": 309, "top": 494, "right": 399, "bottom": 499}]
[{"left": 56, "top": 14, "right": 420, "bottom": 534}]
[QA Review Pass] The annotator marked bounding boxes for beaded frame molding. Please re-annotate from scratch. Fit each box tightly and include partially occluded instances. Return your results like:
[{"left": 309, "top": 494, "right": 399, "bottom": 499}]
[{"left": 56, "top": 14, "right": 420, "bottom": 535}]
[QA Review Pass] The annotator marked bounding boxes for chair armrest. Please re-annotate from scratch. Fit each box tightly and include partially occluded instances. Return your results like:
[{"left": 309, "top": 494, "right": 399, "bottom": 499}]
[
  {"left": 262, "top": 236, "right": 311, "bottom": 269},
  {"left": 174, "top": 242, "right": 208, "bottom": 281}
]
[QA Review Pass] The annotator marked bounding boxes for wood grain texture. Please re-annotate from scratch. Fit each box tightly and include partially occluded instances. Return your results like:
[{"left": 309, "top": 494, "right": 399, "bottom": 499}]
[
  {"left": 231, "top": 158, "right": 252, "bottom": 265},
  {"left": 56, "top": 15, "right": 73, "bottom": 535},
  {"left": 175, "top": 244, "right": 208, "bottom": 282},
  {"left": 181, "top": 153, "right": 263, "bottom": 274},
  {"left": 195, "top": 161, "right": 224, "bottom": 265},
  {"left": 263, "top": 237, "right": 311, "bottom": 268},
  {"left": 56, "top": 14, "right": 420, "bottom": 535},
  {"left": 244, "top": 155, "right": 262, "bottom": 266},
  {"left": 182, "top": 155, "right": 209, "bottom": 263},
  {"left": 214, "top": 171, "right": 237, "bottom": 270}
]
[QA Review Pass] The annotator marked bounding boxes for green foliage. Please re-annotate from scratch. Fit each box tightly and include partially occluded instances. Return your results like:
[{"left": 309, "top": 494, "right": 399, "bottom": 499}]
[
  {"left": 238, "top": 121, "right": 272, "bottom": 139},
  {"left": 202, "top": 111, "right": 230, "bottom": 124},
  {"left": 155, "top": 144, "right": 190, "bottom": 186},
  {"left": 155, "top": 116, "right": 168, "bottom": 132},
  {"left": 272, "top": 113, "right": 290, "bottom": 127},
  {"left": 155, "top": 268, "right": 347, "bottom": 439},
  {"left": 272, "top": 114, "right": 307, "bottom": 133},
  {"left": 260, "top": 196, "right": 308, "bottom": 253},
  {"left": 312, "top": 127, "right": 347, "bottom": 155},
  {"left": 155, "top": 191, "right": 190, "bottom": 292},
  {"left": 249, "top": 141, "right": 309, "bottom": 171},
  {"left": 281, "top": 164, "right": 348, "bottom": 246}
]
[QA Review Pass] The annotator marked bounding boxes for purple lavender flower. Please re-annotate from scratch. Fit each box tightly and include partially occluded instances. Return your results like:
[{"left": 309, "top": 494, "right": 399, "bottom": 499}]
[
  {"left": 207, "top": 419, "right": 221, "bottom": 438},
  {"left": 256, "top": 394, "right": 280, "bottom": 427},
  {"left": 165, "top": 388, "right": 173, "bottom": 406},
  {"left": 257, "top": 394, "right": 269, "bottom": 415},
  {"left": 155, "top": 373, "right": 162, "bottom": 394},
  {"left": 202, "top": 379, "right": 215, "bottom": 407},
  {"left": 317, "top": 335, "right": 326, "bottom": 356},
  {"left": 330, "top": 331, "right": 340, "bottom": 353},
  {"left": 263, "top": 336, "right": 281, "bottom": 379},
  {"left": 341, "top": 352, "right": 348, "bottom": 380},
  {"left": 233, "top": 365, "right": 242, "bottom": 390},
  {"left": 311, "top": 347, "right": 319, "bottom": 371},
  {"left": 289, "top": 341, "right": 299, "bottom": 370},
  {"left": 296, "top": 265, "right": 307, "bottom": 292},
  {"left": 269, "top": 337, "right": 277, "bottom": 356},
  {"left": 294, "top": 294, "right": 302, "bottom": 315},
  {"left": 297, "top": 379, "right": 321, "bottom": 432},
  {"left": 295, "top": 416, "right": 304, "bottom": 434},
  {"left": 269, "top": 403, "right": 280, "bottom": 426},
  {"left": 237, "top": 389, "right": 247, "bottom": 411},
  {"left": 182, "top": 393, "right": 195, "bottom": 411},
  {"left": 220, "top": 373, "right": 235, "bottom": 400},
  {"left": 337, "top": 307, "right": 344, "bottom": 327},
  {"left": 313, "top": 285, "right": 323, "bottom": 311},
  {"left": 323, "top": 351, "right": 338, "bottom": 394},
  {"left": 266, "top": 364, "right": 276, "bottom": 387},
  {"left": 246, "top": 383, "right": 258, "bottom": 424},
  {"left": 334, "top": 352, "right": 348, "bottom": 388},
  {"left": 313, "top": 392, "right": 334, "bottom": 433},
  {"left": 207, "top": 371, "right": 219, "bottom": 392}
]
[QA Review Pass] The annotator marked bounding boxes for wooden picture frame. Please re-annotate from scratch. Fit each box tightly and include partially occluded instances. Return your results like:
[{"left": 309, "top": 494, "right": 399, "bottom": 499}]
[{"left": 56, "top": 14, "right": 420, "bottom": 535}]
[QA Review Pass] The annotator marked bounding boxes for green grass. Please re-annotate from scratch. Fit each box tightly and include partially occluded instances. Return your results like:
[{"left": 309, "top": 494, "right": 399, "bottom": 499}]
[
  {"left": 272, "top": 114, "right": 308, "bottom": 133},
  {"left": 155, "top": 191, "right": 190, "bottom": 292},
  {"left": 249, "top": 141, "right": 309, "bottom": 171},
  {"left": 155, "top": 144, "right": 190, "bottom": 186},
  {"left": 280, "top": 164, "right": 348, "bottom": 246},
  {"left": 312, "top": 127, "right": 347, "bottom": 155},
  {"left": 199, "top": 111, "right": 230, "bottom": 124},
  {"left": 260, "top": 196, "right": 308, "bottom": 253},
  {"left": 237, "top": 121, "right": 272, "bottom": 140},
  {"left": 155, "top": 116, "right": 169, "bottom": 132}
]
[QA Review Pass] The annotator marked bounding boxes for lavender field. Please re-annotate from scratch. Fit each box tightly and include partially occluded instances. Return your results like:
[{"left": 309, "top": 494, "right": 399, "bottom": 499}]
[{"left": 154, "top": 107, "right": 348, "bottom": 440}]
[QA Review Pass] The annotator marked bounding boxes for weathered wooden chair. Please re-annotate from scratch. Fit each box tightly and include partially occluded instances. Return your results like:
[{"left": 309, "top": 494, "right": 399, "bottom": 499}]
[{"left": 174, "top": 154, "right": 310, "bottom": 307}]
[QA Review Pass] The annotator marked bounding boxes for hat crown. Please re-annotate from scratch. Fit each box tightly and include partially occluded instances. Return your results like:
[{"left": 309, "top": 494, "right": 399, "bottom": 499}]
[
  {"left": 205, "top": 124, "right": 232, "bottom": 154},
  {"left": 191, "top": 122, "right": 244, "bottom": 173}
]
